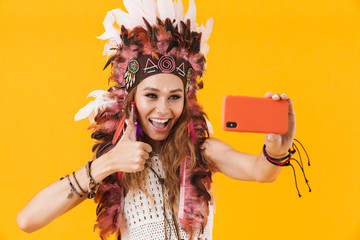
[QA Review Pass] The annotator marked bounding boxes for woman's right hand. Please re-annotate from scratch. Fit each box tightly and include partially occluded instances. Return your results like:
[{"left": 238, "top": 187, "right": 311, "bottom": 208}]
[
  {"left": 102, "top": 119, "right": 152, "bottom": 174},
  {"left": 17, "top": 120, "right": 152, "bottom": 233}
]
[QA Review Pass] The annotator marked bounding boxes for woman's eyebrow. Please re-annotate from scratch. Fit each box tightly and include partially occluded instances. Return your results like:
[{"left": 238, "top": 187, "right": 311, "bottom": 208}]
[
  {"left": 169, "top": 88, "right": 182, "bottom": 93},
  {"left": 143, "top": 87, "right": 159, "bottom": 92},
  {"left": 143, "top": 87, "right": 183, "bottom": 93}
]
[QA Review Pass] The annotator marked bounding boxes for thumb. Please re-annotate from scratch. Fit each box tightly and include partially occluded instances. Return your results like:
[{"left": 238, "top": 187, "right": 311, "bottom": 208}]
[
  {"left": 264, "top": 133, "right": 282, "bottom": 155},
  {"left": 121, "top": 119, "right": 135, "bottom": 141}
]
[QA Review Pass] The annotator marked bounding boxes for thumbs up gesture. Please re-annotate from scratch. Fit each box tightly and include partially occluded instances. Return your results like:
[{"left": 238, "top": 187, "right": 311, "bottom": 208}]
[{"left": 103, "top": 119, "right": 152, "bottom": 173}]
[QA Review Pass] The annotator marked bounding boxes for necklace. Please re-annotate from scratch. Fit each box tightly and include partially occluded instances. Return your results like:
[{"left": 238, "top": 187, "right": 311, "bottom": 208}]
[{"left": 149, "top": 166, "right": 181, "bottom": 240}]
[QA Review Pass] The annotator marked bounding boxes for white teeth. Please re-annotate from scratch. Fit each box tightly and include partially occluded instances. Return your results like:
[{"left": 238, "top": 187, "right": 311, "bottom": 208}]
[{"left": 150, "top": 118, "right": 169, "bottom": 123}]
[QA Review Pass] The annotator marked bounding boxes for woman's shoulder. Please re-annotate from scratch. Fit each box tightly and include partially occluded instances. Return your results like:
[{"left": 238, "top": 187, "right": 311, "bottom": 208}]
[
  {"left": 202, "top": 137, "right": 234, "bottom": 156},
  {"left": 202, "top": 137, "right": 236, "bottom": 173}
]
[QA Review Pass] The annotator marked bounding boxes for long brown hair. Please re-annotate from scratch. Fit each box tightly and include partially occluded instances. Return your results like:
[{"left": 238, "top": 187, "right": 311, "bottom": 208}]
[
  {"left": 122, "top": 87, "right": 195, "bottom": 213},
  {"left": 92, "top": 85, "right": 212, "bottom": 239}
]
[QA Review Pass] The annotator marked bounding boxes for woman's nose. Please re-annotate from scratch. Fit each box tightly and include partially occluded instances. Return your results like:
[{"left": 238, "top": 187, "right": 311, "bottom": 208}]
[{"left": 156, "top": 99, "right": 170, "bottom": 114}]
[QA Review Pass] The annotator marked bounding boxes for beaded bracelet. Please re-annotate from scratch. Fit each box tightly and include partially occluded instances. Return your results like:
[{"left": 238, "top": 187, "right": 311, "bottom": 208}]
[
  {"left": 86, "top": 160, "right": 99, "bottom": 199},
  {"left": 60, "top": 174, "right": 83, "bottom": 198},
  {"left": 262, "top": 141, "right": 311, "bottom": 197},
  {"left": 262, "top": 144, "right": 296, "bottom": 166}
]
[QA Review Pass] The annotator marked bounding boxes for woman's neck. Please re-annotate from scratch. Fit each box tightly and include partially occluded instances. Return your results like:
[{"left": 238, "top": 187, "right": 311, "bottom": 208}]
[{"left": 142, "top": 134, "right": 161, "bottom": 153}]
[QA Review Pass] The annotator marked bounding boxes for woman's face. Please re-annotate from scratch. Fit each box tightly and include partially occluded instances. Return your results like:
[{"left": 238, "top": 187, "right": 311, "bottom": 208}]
[{"left": 135, "top": 73, "right": 185, "bottom": 141}]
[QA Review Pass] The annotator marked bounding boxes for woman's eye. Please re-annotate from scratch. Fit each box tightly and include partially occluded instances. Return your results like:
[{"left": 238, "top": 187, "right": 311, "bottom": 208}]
[
  {"left": 169, "top": 95, "right": 181, "bottom": 100},
  {"left": 145, "top": 93, "right": 157, "bottom": 99}
]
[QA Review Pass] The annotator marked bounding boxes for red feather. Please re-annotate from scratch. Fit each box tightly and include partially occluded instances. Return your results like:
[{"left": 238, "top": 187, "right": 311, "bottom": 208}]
[{"left": 112, "top": 114, "right": 126, "bottom": 145}]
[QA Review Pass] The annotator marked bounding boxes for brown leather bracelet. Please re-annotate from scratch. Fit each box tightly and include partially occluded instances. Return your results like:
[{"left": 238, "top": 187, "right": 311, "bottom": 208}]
[
  {"left": 72, "top": 171, "right": 87, "bottom": 194},
  {"left": 86, "top": 160, "right": 99, "bottom": 199}
]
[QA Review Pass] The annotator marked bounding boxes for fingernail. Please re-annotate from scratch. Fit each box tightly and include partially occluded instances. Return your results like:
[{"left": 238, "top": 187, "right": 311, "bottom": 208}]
[{"left": 267, "top": 135, "right": 273, "bottom": 141}]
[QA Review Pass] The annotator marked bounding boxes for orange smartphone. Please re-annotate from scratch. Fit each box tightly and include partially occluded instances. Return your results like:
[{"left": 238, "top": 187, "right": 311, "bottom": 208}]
[{"left": 222, "top": 95, "right": 289, "bottom": 134}]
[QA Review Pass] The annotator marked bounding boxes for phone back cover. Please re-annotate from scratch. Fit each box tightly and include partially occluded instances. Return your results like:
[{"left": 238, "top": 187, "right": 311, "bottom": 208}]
[{"left": 222, "top": 95, "right": 289, "bottom": 134}]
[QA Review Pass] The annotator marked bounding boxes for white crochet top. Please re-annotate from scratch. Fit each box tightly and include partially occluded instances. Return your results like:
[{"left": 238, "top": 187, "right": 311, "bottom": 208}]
[{"left": 120, "top": 154, "right": 214, "bottom": 240}]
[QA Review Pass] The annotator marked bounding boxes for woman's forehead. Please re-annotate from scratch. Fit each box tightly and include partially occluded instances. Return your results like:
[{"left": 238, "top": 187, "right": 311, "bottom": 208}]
[{"left": 137, "top": 73, "right": 184, "bottom": 92}]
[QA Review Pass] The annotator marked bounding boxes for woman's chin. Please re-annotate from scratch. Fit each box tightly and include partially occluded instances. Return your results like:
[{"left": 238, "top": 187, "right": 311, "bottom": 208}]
[
  {"left": 144, "top": 131, "right": 169, "bottom": 141},
  {"left": 149, "top": 136, "right": 167, "bottom": 141}
]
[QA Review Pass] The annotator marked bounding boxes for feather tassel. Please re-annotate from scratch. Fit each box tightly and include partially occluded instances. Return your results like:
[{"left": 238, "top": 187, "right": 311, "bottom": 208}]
[
  {"left": 94, "top": 182, "right": 124, "bottom": 239},
  {"left": 135, "top": 122, "right": 143, "bottom": 139},
  {"left": 178, "top": 157, "right": 187, "bottom": 219},
  {"left": 178, "top": 157, "right": 210, "bottom": 232},
  {"left": 189, "top": 118, "right": 196, "bottom": 143},
  {"left": 112, "top": 114, "right": 126, "bottom": 145}
]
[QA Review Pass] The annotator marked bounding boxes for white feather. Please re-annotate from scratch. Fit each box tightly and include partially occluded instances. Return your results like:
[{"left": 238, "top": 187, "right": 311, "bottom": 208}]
[
  {"left": 184, "top": 0, "right": 196, "bottom": 30},
  {"left": 200, "top": 42, "right": 209, "bottom": 56},
  {"left": 142, "top": 0, "right": 157, "bottom": 25},
  {"left": 103, "top": 41, "right": 118, "bottom": 57},
  {"left": 205, "top": 118, "right": 214, "bottom": 134},
  {"left": 97, "top": 10, "right": 123, "bottom": 56},
  {"left": 124, "top": 0, "right": 146, "bottom": 28},
  {"left": 97, "top": 10, "right": 119, "bottom": 40},
  {"left": 112, "top": 9, "right": 132, "bottom": 30},
  {"left": 201, "top": 17, "right": 213, "bottom": 43},
  {"left": 174, "top": 0, "right": 184, "bottom": 26},
  {"left": 157, "top": 0, "right": 175, "bottom": 20},
  {"left": 74, "top": 90, "right": 117, "bottom": 123},
  {"left": 98, "top": 0, "right": 213, "bottom": 56},
  {"left": 87, "top": 90, "right": 108, "bottom": 99},
  {"left": 98, "top": 9, "right": 134, "bottom": 56}
]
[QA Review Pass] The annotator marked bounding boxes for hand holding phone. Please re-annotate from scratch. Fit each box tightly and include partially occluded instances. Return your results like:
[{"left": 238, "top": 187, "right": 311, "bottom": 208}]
[{"left": 222, "top": 95, "right": 289, "bottom": 134}]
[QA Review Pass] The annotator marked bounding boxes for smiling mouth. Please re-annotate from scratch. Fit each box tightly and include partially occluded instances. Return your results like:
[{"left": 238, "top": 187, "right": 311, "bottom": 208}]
[{"left": 149, "top": 118, "right": 171, "bottom": 129}]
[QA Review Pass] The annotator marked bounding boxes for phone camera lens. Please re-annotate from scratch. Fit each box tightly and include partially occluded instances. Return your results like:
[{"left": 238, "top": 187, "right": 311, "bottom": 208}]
[{"left": 226, "top": 122, "right": 237, "bottom": 128}]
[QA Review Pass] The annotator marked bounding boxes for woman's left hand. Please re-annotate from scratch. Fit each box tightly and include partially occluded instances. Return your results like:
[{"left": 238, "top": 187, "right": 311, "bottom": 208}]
[{"left": 264, "top": 92, "right": 296, "bottom": 157}]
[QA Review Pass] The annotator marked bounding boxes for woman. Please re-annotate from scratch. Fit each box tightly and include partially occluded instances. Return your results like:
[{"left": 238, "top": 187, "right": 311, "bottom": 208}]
[{"left": 17, "top": 0, "right": 296, "bottom": 239}]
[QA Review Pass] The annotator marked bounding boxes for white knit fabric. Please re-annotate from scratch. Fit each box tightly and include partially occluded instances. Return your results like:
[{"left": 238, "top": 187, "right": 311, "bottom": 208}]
[{"left": 121, "top": 154, "right": 213, "bottom": 240}]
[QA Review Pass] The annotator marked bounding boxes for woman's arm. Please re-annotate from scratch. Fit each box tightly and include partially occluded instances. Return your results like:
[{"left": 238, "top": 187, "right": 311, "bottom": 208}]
[
  {"left": 16, "top": 155, "right": 114, "bottom": 233},
  {"left": 202, "top": 137, "right": 282, "bottom": 182},
  {"left": 17, "top": 166, "right": 88, "bottom": 233},
  {"left": 203, "top": 92, "right": 296, "bottom": 182},
  {"left": 17, "top": 120, "right": 152, "bottom": 233}
]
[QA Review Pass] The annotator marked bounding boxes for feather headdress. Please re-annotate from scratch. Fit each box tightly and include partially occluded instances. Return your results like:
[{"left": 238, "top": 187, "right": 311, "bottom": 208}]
[
  {"left": 74, "top": 0, "right": 214, "bottom": 239},
  {"left": 98, "top": 0, "right": 213, "bottom": 57}
]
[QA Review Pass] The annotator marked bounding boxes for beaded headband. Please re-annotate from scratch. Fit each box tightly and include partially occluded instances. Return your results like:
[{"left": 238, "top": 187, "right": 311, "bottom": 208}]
[{"left": 124, "top": 54, "right": 193, "bottom": 92}]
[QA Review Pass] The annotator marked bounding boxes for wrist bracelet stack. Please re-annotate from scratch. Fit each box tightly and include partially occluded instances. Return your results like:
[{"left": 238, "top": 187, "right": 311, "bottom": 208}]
[
  {"left": 72, "top": 171, "right": 87, "bottom": 195},
  {"left": 60, "top": 173, "right": 85, "bottom": 199},
  {"left": 263, "top": 139, "right": 311, "bottom": 197},
  {"left": 86, "top": 160, "right": 99, "bottom": 199},
  {"left": 263, "top": 145, "right": 296, "bottom": 166},
  {"left": 60, "top": 160, "right": 100, "bottom": 199}
]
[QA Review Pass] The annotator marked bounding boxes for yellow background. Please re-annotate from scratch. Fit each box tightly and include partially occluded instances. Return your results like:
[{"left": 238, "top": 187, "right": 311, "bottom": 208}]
[{"left": 1, "top": 0, "right": 359, "bottom": 239}]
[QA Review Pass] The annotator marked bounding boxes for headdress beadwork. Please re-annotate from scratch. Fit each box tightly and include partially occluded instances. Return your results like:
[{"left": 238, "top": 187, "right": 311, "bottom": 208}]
[
  {"left": 122, "top": 54, "right": 193, "bottom": 92},
  {"left": 124, "top": 59, "right": 140, "bottom": 89}
]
